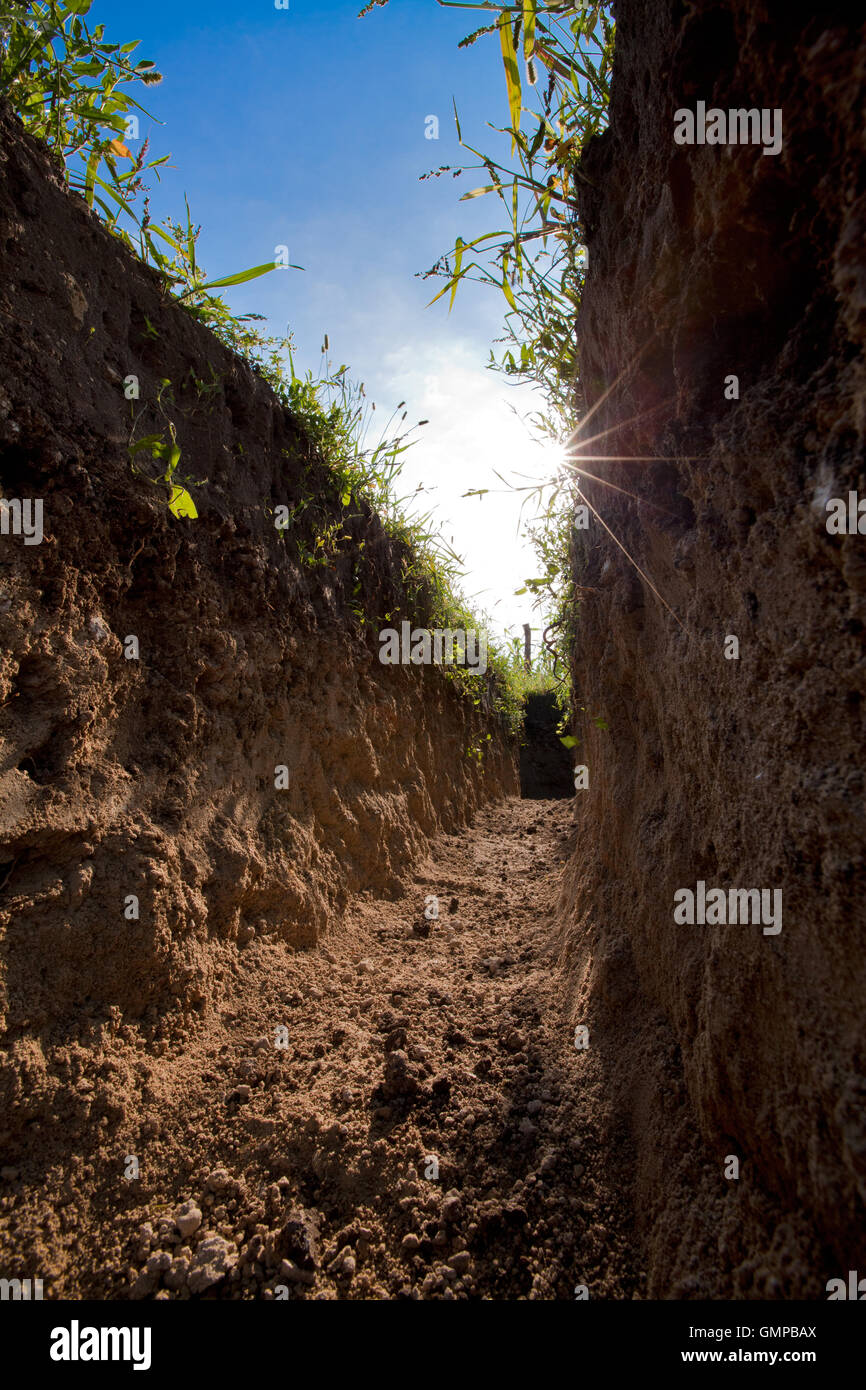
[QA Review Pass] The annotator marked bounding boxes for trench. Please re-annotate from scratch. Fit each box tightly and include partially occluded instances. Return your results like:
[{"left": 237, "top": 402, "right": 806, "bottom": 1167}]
[
  {"left": 2, "top": 782, "right": 640, "bottom": 1301},
  {"left": 1, "top": 0, "right": 865, "bottom": 1310}
]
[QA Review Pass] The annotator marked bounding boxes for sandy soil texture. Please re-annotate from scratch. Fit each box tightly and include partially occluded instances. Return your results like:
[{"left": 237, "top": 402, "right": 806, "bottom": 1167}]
[{"left": 0, "top": 795, "right": 642, "bottom": 1300}]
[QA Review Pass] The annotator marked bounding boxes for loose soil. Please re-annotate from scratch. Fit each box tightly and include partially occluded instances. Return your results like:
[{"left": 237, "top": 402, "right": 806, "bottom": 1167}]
[{"left": 0, "top": 797, "right": 639, "bottom": 1300}]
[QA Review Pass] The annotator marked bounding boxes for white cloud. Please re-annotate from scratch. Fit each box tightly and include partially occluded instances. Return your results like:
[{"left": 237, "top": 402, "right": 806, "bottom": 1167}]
[{"left": 375, "top": 340, "right": 564, "bottom": 645}]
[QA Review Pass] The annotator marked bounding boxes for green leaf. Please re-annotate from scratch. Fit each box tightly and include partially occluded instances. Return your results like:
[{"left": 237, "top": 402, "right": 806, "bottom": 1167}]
[
  {"left": 500, "top": 252, "right": 517, "bottom": 311},
  {"left": 528, "top": 118, "right": 546, "bottom": 159},
  {"left": 128, "top": 433, "right": 165, "bottom": 458},
  {"left": 559, "top": 735, "right": 577, "bottom": 749},
  {"left": 523, "top": 0, "right": 536, "bottom": 62},
  {"left": 184, "top": 195, "right": 197, "bottom": 278},
  {"left": 426, "top": 275, "right": 461, "bottom": 310},
  {"left": 452, "top": 97, "right": 462, "bottom": 143},
  {"left": 146, "top": 223, "right": 185, "bottom": 254},
  {"left": 83, "top": 144, "right": 100, "bottom": 207},
  {"left": 168, "top": 485, "right": 198, "bottom": 519},
  {"left": 450, "top": 236, "right": 465, "bottom": 311},
  {"left": 459, "top": 182, "right": 501, "bottom": 201},
  {"left": 164, "top": 443, "right": 181, "bottom": 480},
  {"left": 90, "top": 172, "right": 136, "bottom": 217},
  {"left": 498, "top": 11, "right": 521, "bottom": 150},
  {"left": 195, "top": 261, "right": 278, "bottom": 291}
]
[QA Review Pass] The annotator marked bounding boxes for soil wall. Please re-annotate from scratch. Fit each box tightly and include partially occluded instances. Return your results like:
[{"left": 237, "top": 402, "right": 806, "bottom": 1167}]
[
  {"left": 562, "top": 0, "right": 866, "bottom": 1296},
  {"left": 0, "top": 101, "right": 516, "bottom": 1166}
]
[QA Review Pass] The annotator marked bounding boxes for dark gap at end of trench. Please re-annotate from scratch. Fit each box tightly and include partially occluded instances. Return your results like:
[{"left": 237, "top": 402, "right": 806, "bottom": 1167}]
[{"left": 519, "top": 691, "right": 574, "bottom": 800}]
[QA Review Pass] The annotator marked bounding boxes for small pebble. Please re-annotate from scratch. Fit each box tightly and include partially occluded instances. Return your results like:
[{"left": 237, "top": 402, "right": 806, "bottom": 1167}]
[
  {"left": 279, "top": 1260, "right": 314, "bottom": 1286},
  {"left": 175, "top": 1201, "right": 203, "bottom": 1239},
  {"left": 441, "top": 1194, "right": 462, "bottom": 1223}
]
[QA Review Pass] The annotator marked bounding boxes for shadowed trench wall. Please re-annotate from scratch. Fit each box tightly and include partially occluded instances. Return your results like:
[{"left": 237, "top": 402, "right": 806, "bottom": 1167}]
[{"left": 560, "top": 0, "right": 866, "bottom": 1295}]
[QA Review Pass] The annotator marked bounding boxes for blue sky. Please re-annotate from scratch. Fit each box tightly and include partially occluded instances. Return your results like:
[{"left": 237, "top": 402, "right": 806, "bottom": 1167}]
[{"left": 90, "top": 0, "right": 562, "bottom": 641}]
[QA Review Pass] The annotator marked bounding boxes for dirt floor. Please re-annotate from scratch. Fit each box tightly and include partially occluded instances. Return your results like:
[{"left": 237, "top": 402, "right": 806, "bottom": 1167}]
[{"left": 0, "top": 795, "right": 642, "bottom": 1300}]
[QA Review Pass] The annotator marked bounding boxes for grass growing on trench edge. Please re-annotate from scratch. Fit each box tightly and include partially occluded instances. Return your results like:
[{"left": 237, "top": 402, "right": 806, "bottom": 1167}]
[
  {"left": 0, "top": 0, "right": 538, "bottom": 739},
  {"left": 364, "top": 1, "right": 616, "bottom": 739}
]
